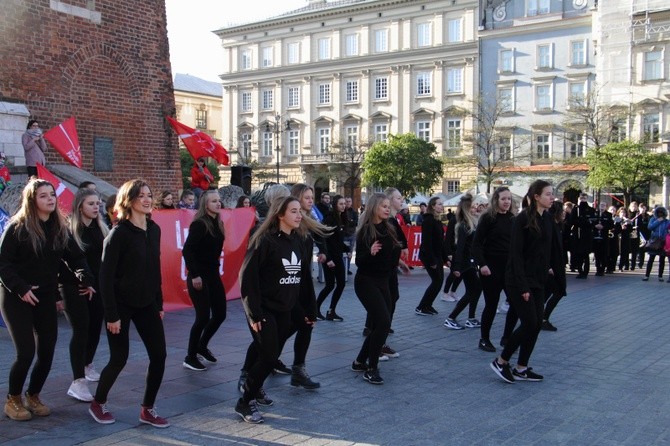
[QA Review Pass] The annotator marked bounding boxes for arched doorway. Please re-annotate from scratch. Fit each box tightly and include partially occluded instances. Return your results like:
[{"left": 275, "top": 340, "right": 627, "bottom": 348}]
[
  {"left": 343, "top": 176, "right": 362, "bottom": 209},
  {"left": 314, "top": 177, "right": 329, "bottom": 203},
  {"left": 556, "top": 179, "right": 583, "bottom": 204}
]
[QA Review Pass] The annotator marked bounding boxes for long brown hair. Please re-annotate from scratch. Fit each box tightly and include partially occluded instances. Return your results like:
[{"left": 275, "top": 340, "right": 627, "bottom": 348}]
[
  {"left": 193, "top": 190, "right": 225, "bottom": 237},
  {"left": 115, "top": 179, "right": 152, "bottom": 221},
  {"left": 70, "top": 188, "right": 110, "bottom": 250},
  {"left": 248, "top": 196, "right": 306, "bottom": 249},
  {"left": 455, "top": 193, "right": 476, "bottom": 240},
  {"left": 356, "top": 193, "right": 400, "bottom": 247},
  {"left": 487, "top": 186, "right": 517, "bottom": 218},
  {"left": 523, "top": 179, "right": 551, "bottom": 233}
]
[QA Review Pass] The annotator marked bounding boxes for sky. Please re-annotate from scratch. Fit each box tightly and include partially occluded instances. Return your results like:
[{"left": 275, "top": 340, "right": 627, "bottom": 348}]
[{"left": 165, "top": 0, "right": 307, "bottom": 82}]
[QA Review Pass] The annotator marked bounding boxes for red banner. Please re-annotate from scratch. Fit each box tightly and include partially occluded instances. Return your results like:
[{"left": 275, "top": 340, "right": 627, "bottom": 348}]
[
  {"left": 36, "top": 163, "right": 75, "bottom": 214},
  {"left": 152, "top": 207, "right": 256, "bottom": 311},
  {"left": 403, "top": 226, "right": 423, "bottom": 267},
  {"left": 43, "top": 116, "right": 82, "bottom": 168}
]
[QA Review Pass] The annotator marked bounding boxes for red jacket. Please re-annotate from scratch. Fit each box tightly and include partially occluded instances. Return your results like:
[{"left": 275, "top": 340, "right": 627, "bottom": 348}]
[{"left": 190, "top": 165, "right": 213, "bottom": 190}]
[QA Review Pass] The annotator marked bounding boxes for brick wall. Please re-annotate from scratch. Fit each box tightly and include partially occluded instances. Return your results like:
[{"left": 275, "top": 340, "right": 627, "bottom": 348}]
[{"left": 0, "top": 0, "right": 180, "bottom": 191}]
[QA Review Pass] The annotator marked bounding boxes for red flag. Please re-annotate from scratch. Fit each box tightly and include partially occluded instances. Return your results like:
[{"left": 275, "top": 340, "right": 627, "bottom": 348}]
[
  {"left": 43, "top": 116, "right": 82, "bottom": 168},
  {"left": 36, "top": 163, "right": 75, "bottom": 215},
  {"left": 167, "top": 116, "right": 229, "bottom": 165}
]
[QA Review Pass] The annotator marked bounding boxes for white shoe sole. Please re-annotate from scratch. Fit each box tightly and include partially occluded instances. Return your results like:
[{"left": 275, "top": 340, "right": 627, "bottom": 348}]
[
  {"left": 182, "top": 362, "right": 206, "bottom": 371},
  {"left": 489, "top": 361, "right": 515, "bottom": 384},
  {"left": 67, "top": 389, "right": 93, "bottom": 402}
]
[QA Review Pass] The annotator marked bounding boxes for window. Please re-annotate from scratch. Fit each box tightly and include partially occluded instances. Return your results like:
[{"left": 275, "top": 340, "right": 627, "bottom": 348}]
[
  {"left": 416, "top": 121, "right": 431, "bottom": 141},
  {"left": 262, "top": 47, "right": 273, "bottom": 67},
  {"left": 287, "top": 42, "right": 300, "bottom": 64},
  {"left": 240, "top": 133, "right": 252, "bottom": 159},
  {"left": 318, "top": 38, "right": 331, "bottom": 60},
  {"left": 417, "top": 23, "right": 431, "bottom": 47},
  {"left": 535, "top": 134, "right": 550, "bottom": 159},
  {"left": 261, "top": 89, "right": 273, "bottom": 110},
  {"left": 571, "top": 40, "right": 586, "bottom": 66},
  {"left": 448, "top": 18, "right": 462, "bottom": 43},
  {"left": 497, "top": 136, "right": 511, "bottom": 161},
  {"left": 261, "top": 131, "right": 273, "bottom": 157},
  {"left": 537, "top": 44, "right": 552, "bottom": 69},
  {"left": 345, "top": 126, "right": 358, "bottom": 151},
  {"left": 447, "top": 68, "right": 463, "bottom": 94},
  {"left": 374, "top": 77, "right": 388, "bottom": 100},
  {"left": 318, "top": 83, "right": 331, "bottom": 105},
  {"left": 374, "top": 123, "right": 388, "bottom": 142},
  {"left": 318, "top": 128, "right": 330, "bottom": 153},
  {"left": 345, "top": 80, "right": 359, "bottom": 103},
  {"left": 446, "top": 180, "right": 460, "bottom": 194},
  {"left": 240, "top": 91, "right": 252, "bottom": 112},
  {"left": 375, "top": 29, "right": 388, "bottom": 52},
  {"left": 288, "top": 86, "right": 300, "bottom": 108},
  {"left": 498, "top": 87, "right": 514, "bottom": 113},
  {"left": 195, "top": 109, "right": 207, "bottom": 129},
  {"left": 644, "top": 51, "right": 663, "bottom": 80},
  {"left": 611, "top": 121, "right": 627, "bottom": 143},
  {"left": 569, "top": 82, "right": 585, "bottom": 102},
  {"left": 345, "top": 33, "right": 359, "bottom": 56},
  {"left": 643, "top": 113, "right": 660, "bottom": 143},
  {"left": 446, "top": 119, "right": 462, "bottom": 150},
  {"left": 567, "top": 133, "right": 584, "bottom": 158},
  {"left": 499, "top": 49, "right": 514, "bottom": 73},
  {"left": 527, "top": 0, "right": 549, "bottom": 16},
  {"left": 241, "top": 49, "right": 252, "bottom": 70},
  {"left": 535, "top": 84, "right": 552, "bottom": 110},
  {"left": 417, "top": 72, "right": 432, "bottom": 96},
  {"left": 288, "top": 130, "right": 300, "bottom": 155}
]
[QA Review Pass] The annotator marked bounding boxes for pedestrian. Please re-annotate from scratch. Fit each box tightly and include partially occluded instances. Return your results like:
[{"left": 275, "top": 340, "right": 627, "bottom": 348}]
[
  {"left": 471, "top": 187, "right": 515, "bottom": 352},
  {"left": 490, "top": 179, "right": 555, "bottom": 383},
  {"left": 541, "top": 201, "right": 568, "bottom": 331},
  {"left": 343, "top": 196, "right": 358, "bottom": 275},
  {"left": 592, "top": 202, "right": 613, "bottom": 276},
  {"left": 89, "top": 179, "right": 169, "bottom": 427},
  {"left": 182, "top": 190, "right": 226, "bottom": 371},
  {"left": 154, "top": 190, "right": 176, "bottom": 210},
  {"left": 642, "top": 206, "right": 669, "bottom": 282},
  {"left": 568, "top": 193, "right": 595, "bottom": 278},
  {"left": 415, "top": 196, "right": 448, "bottom": 316},
  {"left": 177, "top": 189, "right": 196, "bottom": 210},
  {"left": 0, "top": 179, "right": 93, "bottom": 421},
  {"left": 235, "top": 196, "right": 313, "bottom": 423},
  {"left": 21, "top": 120, "right": 47, "bottom": 178},
  {"left": 441, "top": 209, "right": 463, "bottom": 302},
  {"left": 61, "top": 189, "right": 109, "bottom": 402}
]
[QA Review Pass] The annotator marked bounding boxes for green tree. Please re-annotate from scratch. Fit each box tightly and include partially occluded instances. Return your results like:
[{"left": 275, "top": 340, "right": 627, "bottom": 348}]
[
  {"left": 361, "top": 133, "right": 444, "bottom": 198},
  {"left": 586, "top": 141, "right": 670, "bottom": 207}
]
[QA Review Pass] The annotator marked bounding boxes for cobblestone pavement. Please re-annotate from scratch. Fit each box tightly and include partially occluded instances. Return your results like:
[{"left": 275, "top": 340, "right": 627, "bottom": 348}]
[{"left": 1, "top": 266, "right": 669, "bottom": 445}]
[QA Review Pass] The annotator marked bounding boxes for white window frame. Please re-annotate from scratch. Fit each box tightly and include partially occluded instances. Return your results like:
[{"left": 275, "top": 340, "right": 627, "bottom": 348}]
[
  {"left": 287, "top": 42, "right": 300, "bottom": 64},
  {"left": 535, "top": 133, "right": 550, "bottom": 159},
  {"left": 644, "top": 50, "right": 663, "bottom": 81},
  {"left": 499, "top": 49, "right": 514, "bottom": 74},
  {"left": 318, "top": 128, "right": 330, "bottom": 153},
  {"left": 447, "top": 18, "right": 463, "bottom": 43},
  {"left": 447, "top": 67, "right": 463, "bottom": 94},
  {"left": 416, "top": 121, "right": 431, "bottom": 141},
  {"left": 570, "top": 40, "right": 587, "bottom": 66},
  {"left": 446, "top": 118, "right": 462, "bottom": 150},
  {"left": 496, "top": 135, "right": 512, "bottom": 161},
  {"left": 417, "top": 72, "right": 432, "bottom": 96},
  {"left": 261, "top": 131, "right": 273, "bottom": 157},
  {"left": 240, "top": 91, "right": 252, "bottom": 112},
  {"left": 240, "top": 133, "right": 252, "bottom": 159},
  {"left": 445, "top": 180, "right": 460, "bottom": 194},
  {"left": 537, "top": 44, "right": 552, "bottom": 69},
  {"left": 288, "top": 129, "right": 300, "bottom": 156},
  {"left": 345, "top": 80, "right": 359, "bottom": 103},
  {"left": 567, "top": 133, "right": 584, "bottom": 158},
  {"left": 643, "top": 113, "right": 660, "bottom": 143},
  {"left": 318, "top": 37, "right": 331, "bottom": 60},
  {"left": 288, "top": 86, "right": 300, "bottom": 108},
  {"left": 345, "top": 33, "right": 359, "bottom": 57},
  {"left": 374, "top": 123, "right": 388, "bottom": 142},
  {"left": 345, "top": 125, "right": 358, "bottom": 151},
  {"left": 241, "top": 49, "right": 252, "bottom": 70},
  {"left": 374, "top": 77, "right": 389, "bottom": 100},
  {"left": 374, "top": 29, "right": 388, "bottom": 53},
  {"left": 261, "top": 47, "right": 273, "bottom": 68},
  {"left": 535, "top": 84, "right": 552, "bottom": 111},
  {"left": 318, "top": 83, "right": 331, "bottom": 105},
  {"left": 261, "top": 89, "right": 273, "bottom": 110},
  {"left": 498, "top": 87, "right": 514, "bottom": 113},
  {"left": 417, "top": 23, "right": 431, "bottom": 47},
  {"left": 527, "top": 0, "right": 550, "bottom": 16},
  {"left": 568, "top": 81, "right": 585, "bottom": 103}
]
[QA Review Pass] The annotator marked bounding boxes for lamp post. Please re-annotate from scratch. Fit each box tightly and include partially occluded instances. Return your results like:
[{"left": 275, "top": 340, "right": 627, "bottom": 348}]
[{"left": 265, "top": 114, "right": 291, "bottom": 184}]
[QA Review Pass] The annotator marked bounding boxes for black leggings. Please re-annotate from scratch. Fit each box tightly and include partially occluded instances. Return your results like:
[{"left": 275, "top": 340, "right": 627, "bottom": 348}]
[
  {"left": 645, "top": 253, "right": 666, "bottom": 278},
  {"left": 186, "top": 271, "right": 227, "bottom": 357},
  {"left": 316, "top": 256, "right": 346, "bottom": 312},
  {"left": 448, "top": 268, "right": 482, "bottom": 320},
  {"left": 443, "top": 271, "right": 462, "bottom": 293},
  {"left": 543, "top": 277, "right": 564, "bottom": 321},
  {"left": 355, "top": 273, "right": 391, "bottom": 370},
  {"left": 479, "top": 256, "right": 507, "bottom": 341},
  {"left": 417, "top": 264, "right": 444, "bottom": 310},
  {"left": 1, "top": 287, "right": 58, "bottom": 396},
  {"left": 501, "top": 287, "right": 544, "bottom": 366},
  {"left": 61, "top": 284, "right": 104, "bottom": 380},
  {"left": 94, "top": 302, "right": 166, "bottom": 407}
]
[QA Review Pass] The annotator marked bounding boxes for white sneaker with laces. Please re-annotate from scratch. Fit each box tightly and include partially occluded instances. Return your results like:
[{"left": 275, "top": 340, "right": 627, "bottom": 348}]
[
  {"left": 441, "top": 292, "right": 457, "bottom": 302},
  {"left": 85, "top": 364, "right": 100, "bottom": 382},
  {"left": 67, "top": 378, "right": 94, "bottom": 402}
]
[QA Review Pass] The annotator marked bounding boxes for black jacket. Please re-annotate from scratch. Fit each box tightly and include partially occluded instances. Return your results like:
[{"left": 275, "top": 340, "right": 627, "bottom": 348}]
[
  {"left": 355, "top": 222, "right": 396, "bottom": 278},
  {"left": 322, "top": 212, "right": 350, "bottom": 262},
  {"left": 506, "top": 210, "right": 554, "bottom": 293},
  {"left": 388, "top": 216, "right": 408, "bottom": 265},
  {"left": 419, "top": 213, "right": 447, "bottom": 268},
  {"left": 182, "top": 215, "right": 225, "bottom": 277},
  {"left": 452, "top": 223, "right": 476, "bottom": 273},
  {"left": 472, "top": 212, "right": 514, "bottom": 267},
  {"left": 59, "top": 221, "right": 105, "bottom": 290}
]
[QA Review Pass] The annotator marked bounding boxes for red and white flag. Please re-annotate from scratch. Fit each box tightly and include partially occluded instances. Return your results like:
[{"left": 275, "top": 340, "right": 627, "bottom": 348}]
[
  {"left": 167, "top": 116, "right": 230, "bottom": 165},
  {"left": 44, "top": 116, "right": 82, "bottom": 168},
  {"left": 36, "top": 163, "right": 75, "bottom": 214}
]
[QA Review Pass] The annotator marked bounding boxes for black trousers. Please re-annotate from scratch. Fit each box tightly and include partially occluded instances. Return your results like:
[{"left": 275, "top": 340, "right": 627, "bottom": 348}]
[
  {"left": 630, "top": 237, "right": 640, "bottom": 270},
  {"left": 448, "top": 268, "right": 482, "bottom": 320},
  {"left": 1, "top": 287, "right": 58, "bottom": 396},
  {"left": 593, "top": 239, "right": 608, "bottom": 274},
  {"left": 479, "top": 256, "right": 507, "bottom": 341},
  {"left": 607, "top": 236, "right": 619, "bottom": 272},
  {"left": 501, "top": 287, "right": 544, "bottom": 366},
  {"left": 61, "top": 284, "right": 104, "bottom": 380},
  {"left": 94, "top": 302, "right": 166, "bottom": 407},
  {"left": 417, "top": 264, "right": 444, "bottom": 310},
  {"left": 186, "top": 271, "right": 227, "bottom": 357},
  {"left": 645, "top": 253, "right": 666, "bottom": 278},
  {"left": 573, "top": 250, "right": 591, "bottom": 276},
  {"left": 355, "top": 273, "right": 391, "bottom": 370},
  {"left": 316, "top": 256, "right": 346, "bottom": 312},
  {"left": 443, "top": 271, "right": 462, "bottom": 293}
]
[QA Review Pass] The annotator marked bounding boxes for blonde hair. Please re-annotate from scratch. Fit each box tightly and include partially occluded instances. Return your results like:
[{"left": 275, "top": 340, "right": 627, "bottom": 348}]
[
  {"left": 70, "top": 188, "right": 110, "bottom": 250},
  {"left": 193, "top": 190, "right": 225, "bottom": 237},
  {"left": 356, "top": 193, "right": 400, "bottom": 247},
  {"left": 290, "top": 183, "right": 331, "bottom": 239},
  {"left": 455, "top": 193, "right": 477, "bottom": 242}
]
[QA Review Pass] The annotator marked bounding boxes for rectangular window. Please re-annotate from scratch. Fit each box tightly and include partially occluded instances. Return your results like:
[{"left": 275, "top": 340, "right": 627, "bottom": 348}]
[
  {"left": 537, "top": 44, "right": 552, "bottom": 69},
  {"left": 288, "top": 86, "right": 300, "bottom": 108},
  {"left": 262, "top": 131, "right": 273, "bottom": 157},
  {"left": 611, "top": 121, "right": 627, "bottom": 143},
  {"left": 345, "top": 33, "right": 359, "bottom": 56},
  {"left": 345, "top": 80, "right": 359, "bottom": 103},
  {"left": 375, "top": 77, "right": 388, "bottom": 100},
  {"left": 374, "top": 124, "right": 388, "bottom": 142},
  {"left": 643, "top": 113, "right": 660, "bottom": 143},
  {"left": 568, "top": 133, "right": 584, "bottom": 158},
  {"left": 241, "top": 91, "right": 252, "bottom": 112},
  {"left": 288, "top": 130, "right": 300, "bottom": 155},
  {"left": 318, "top": 83, "right": 331, "bottom": 105},
  {"left": 287, "top": 42, "right": 300, "bottom": 64},
  {"left": 535, "top": 134, "right": 550, "bottom": 159},
  {"left": 499, "top": 87, "right": 514, "bottom": 113},
  {"left": 446, "top": 119, "right": 462, "bottom": 150},
  {"left": 448, "top": 18, "right": 462, "bottom": 43},
  {"left": 527, "top": 0, "right": 550, "bottom": 16},
  {"left": 241, "top": 49, "right": 252, "bottom": 70},
  {"left": 417, "top": 72, "right": 432, "bottom": 96},
  {"left": 318, "top": 38, "right": 331, "bottom": 60},
  {"left": 446, "top": 180, "right": 460, "bottom": 194},
  {"left": 261, "top": 89, "right": 273, "bottom": 110},
  {"left": 416, "top": 121, "right": 431, "bottom": 141},
  {"left": 497, "top": 136, "right": 511, "bottom": 161},
  {"left": 569, "top": 82, "right": 585, "bottom": 102},
  {"left": 195, "top": 109, "right": 207, "bottom": 129},
  {"left": 447, "top": 68, "right": 463, "bottom": 93},
  {"left": 417, "top": 23, "right": 431, "bottom": 47},
  {"left": 318, "top": 128, "right": 330, "bottom": 153},
  {"left": 644, "top": 51, "right": 663, "bottom": 80},
  {"left": 241, "top": 133, "right": 252, "bottom": 159},
  {"left": 571, "top": 40, "right": 586, "bottom": 66},
  {"left": 536, "top": 85, "right": 551, "bottom": 110},
  {"left": 262, "top": 47, "right": 273, "bottom": 67},
  {"left": 499, "top": 49, "right": 514, "bottom": 73},
  {"left": 375, "top": 29, "right": 388, "bottom": 52},
  {"left": 345, "top": 126, "right": 358, "bottom": 151}
]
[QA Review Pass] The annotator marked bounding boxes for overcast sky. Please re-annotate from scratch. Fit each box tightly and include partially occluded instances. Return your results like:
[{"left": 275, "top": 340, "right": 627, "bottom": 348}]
[{"left": 165, "top": 0, "right": 307, "bottom": 82}]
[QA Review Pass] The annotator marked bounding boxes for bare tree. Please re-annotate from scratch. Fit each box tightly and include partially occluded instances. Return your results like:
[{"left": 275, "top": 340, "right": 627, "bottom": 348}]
[{"left": 327, "top": 135, "right": 370, "bottom": 199}]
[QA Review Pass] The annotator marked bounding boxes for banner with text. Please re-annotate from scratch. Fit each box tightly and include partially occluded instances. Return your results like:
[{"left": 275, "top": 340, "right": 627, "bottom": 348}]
[{"left": 402, "top": 226, "right": 423, "bottom": 267}]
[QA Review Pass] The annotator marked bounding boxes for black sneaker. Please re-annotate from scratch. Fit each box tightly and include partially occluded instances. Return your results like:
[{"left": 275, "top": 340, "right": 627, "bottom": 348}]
[
  {"left": 415, "top": 307, "right": 432, "bottom": 316},
  {"left": 325, "top": 310, "right": 344, "bottom": 322},
  {"left": 363, "top": 368, "right": 384, "bottom": 385},
  {"left": 427, "top": 306, "right": 439, "bottom": 315},
  {"left": 255, "top": 388, "right": 274, "bottom": 406},
  {"left": 316, "top": 311, "right": 325, "bottom": 321},
  {"left": 490, "top": 359, "right": 515, "bottom": 384},
  {"left": 351, "top": 361, "right": 367, "bottom": 372},
  {"left": 198, "top": 348, "right": 217, "bottom": 363},
  {"left": 235, "top": 398, "right": 263, "bottom": 424},
  {"left": 478, "top": 339, "right": 496, "bottom": 352},
  {"left": 541, "top": 320, "right": 557, "bottom": 332},
  {"left": 183, "top": 355, "right": 206, "bottom": 371},
  {"left": 290, "top": 364, "right": 320, "bottom": 389},
  {"left": 273, "top": 360, "right": 291, "bottom": 375},
  {"left": 512, "top": 367, "right": 544, "bottom": 382}
]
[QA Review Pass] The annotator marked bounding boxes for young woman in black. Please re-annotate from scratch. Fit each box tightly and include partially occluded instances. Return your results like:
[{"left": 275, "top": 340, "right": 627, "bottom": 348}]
[
  {"left": 182, "top": 190, "right": 226, "bottom": 371},
  {"left": 316, "top": 195, "right": 349, "bottom": 321},
  {"left": 90, "top": 179, "right": 169, "bottom": 428},
  {"left": 471, "top": 187, "right": 515, "bottom": 352},
  {"left": 61, "top": 189, "right": 109, "bottom": 402},
  {"left": 490, "top": 180, "right": 554, "bottom": 383},
  {"left": 541, "top": 200, "right": 567, "bottom": 331},
  {"left": 351, "top": 193, "right": 401, "bottom": 385},
  {"left": 0, "top": 179, "right": 93, "bottom": 421},
  {"left": 236, "top": 196, "right": 314, "bottom": 423},
  {"left": 415, "top": 196, "right": 447, "bottom": 316}
]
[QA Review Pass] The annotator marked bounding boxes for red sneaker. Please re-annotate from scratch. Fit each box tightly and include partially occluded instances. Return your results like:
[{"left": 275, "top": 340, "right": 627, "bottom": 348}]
[
  {"left": 89, "top": 400, "right": 115, "bottom": 424},
  {"left": 140, "top": 406, "right": 170, "bottom": 428}
]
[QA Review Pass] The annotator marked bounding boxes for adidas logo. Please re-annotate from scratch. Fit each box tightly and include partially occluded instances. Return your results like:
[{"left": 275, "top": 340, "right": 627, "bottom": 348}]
[{"left": 279, "top": 252, "right": 301, "bottom": 285}]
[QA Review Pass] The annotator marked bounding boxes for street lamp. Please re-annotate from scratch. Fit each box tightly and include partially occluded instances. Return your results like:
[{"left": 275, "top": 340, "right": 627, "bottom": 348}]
[{"left": 265, "top": 114, "right": 291, "bottom": 184}]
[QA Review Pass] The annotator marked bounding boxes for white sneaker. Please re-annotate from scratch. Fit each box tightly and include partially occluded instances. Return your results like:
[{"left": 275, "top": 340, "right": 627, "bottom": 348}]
[
  {"left": 378, "top": 354, "right": 390, "bottom": 362},
  {"left": 85, "top": 364, "right": 100, "bottom": 382},
  {"left": 67, "top": 378, "right": 94, "bottom": 402},
  {"left": 441, "top": 292, "right": 457, "bottom": 302}
]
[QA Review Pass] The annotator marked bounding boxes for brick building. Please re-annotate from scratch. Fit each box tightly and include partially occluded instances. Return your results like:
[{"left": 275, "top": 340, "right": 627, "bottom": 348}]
[{"left": 0, "top": 0, "right": 180, "bottom": 191}]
